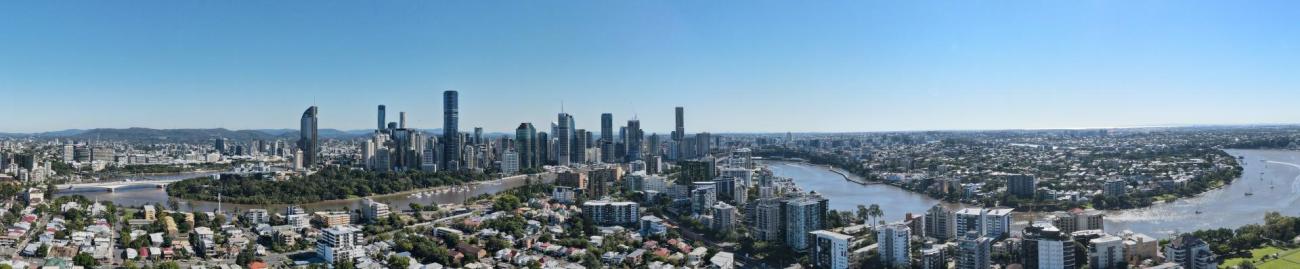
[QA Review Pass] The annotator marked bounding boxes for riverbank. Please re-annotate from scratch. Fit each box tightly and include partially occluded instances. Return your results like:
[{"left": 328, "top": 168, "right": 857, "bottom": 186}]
[
  {"left": 764, "top": 161, "right": 964, "bottom": 222},
  {"left": 767, "top": 148, "right": 1243, "bottom": 213}
]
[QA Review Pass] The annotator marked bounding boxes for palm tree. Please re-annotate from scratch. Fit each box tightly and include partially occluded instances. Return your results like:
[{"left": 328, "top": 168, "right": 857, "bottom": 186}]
[
  {"left": 856, "top": 205, "right": 869, "bottom": 224},
  {"left": 868, "top": 204, "right": 884, "bottom": 226}
]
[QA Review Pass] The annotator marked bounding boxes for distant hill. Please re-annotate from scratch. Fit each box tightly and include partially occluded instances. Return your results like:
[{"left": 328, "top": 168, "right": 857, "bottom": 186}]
[
  {"left": 64, "top": 128, "right": 277, "bottom": 143},
  {"left": 6, "top": 128, "right": 371, "bottom": 143},
  {"left": 0, "top": 127, "right": 522, "bottom": 142}
]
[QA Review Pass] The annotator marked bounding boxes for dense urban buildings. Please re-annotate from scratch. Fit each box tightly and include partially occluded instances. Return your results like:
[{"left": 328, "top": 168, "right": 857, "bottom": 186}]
[{"left": 0, "top": 93, "right": 1290, "bottom": 269}]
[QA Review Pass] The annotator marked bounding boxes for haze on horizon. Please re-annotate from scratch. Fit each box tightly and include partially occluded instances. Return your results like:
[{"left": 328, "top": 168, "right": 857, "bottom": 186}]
[{"left": 2, "top": 1, "right": 1299, "bottom": 134}]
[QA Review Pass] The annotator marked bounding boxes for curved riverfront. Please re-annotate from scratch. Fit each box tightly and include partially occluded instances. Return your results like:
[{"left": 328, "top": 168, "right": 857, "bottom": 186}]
[
  {"left": 767, "top": 149, "right": 1300, "bottom": 238},
  {"left": 764, "top": 161, "right": 961, "bottom": 222},
  {"left": 1100, "top": 149, "right": 1300, "bottom": 237}
]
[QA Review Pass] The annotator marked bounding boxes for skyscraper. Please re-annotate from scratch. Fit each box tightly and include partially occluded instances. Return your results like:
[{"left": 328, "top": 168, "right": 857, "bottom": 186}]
[
  {"left": 557, "top": 113, "right": 572, "bottom": 166},
  {"left": 515, "top": 123, "right": 536, "bottom": 169},
  {"left": 600, "top": 113, "right": 614, "bottom": 163},
  {"left": 298, "top": 106, "right": 318, "bottom": 167},
  {"left": 399, "top": 111, "right": 407, "bottom": 129},
  {"left": 625, "top": 119, "right": 643, "bottom": 162},
  {"left": 673, "top": 106, "right": 685, "bottom": 141},
  {"left": 442, "top": 90, "right": 459, "bottom": 169},
  {"left": 574, "top": 129, "right": 588, "bottom": 163},
  {"left": 377, "top": 105, "right": 386, "bottom": 130},
  {"left": 473, "top": 127, "right": 483, "bottom": 145}
]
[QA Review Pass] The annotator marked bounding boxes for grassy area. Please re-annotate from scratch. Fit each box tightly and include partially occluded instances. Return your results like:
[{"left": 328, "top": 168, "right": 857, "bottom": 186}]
[
  {"left": 1222, "top": 247, "right": 1300, "bottom": 269},
  {"left": 1222, "top": 246, "right": 1283, "bottom": 268},
  {"left": 1262, "top": 249, "right": 1300, "bottom": 269}
]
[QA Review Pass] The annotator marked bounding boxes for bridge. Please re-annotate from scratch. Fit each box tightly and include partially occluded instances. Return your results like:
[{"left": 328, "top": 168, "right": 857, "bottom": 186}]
[{"left": 56, "top": 178, "right": 186, "bottom": 193}]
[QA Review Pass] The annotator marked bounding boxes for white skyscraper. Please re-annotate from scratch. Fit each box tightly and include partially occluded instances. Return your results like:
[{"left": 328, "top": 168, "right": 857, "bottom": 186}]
[{"left": 501, "top": 149, "right": 519, "bottom": 175}]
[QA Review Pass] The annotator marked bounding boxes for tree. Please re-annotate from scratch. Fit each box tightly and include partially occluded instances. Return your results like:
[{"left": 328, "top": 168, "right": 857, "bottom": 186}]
[
  {"left": 156, "top": 261, "right": 181, "bottom": 269},
  {"left": 388, "top": 254, "right": 410, "bottom": 269},
  {"left": 236, "top": 242, "right": 256, "bottom": 266},
  {"left": 868, "top": 204, "right": 884, "bottom": 225},
  {"left": 335, "top": 260, "right": 356, "bottom": 269},
  {"left": 73, "top": 252, "right": 98, "bottom": 267},
  {"left": 493, "top": 194, "right": 522, "bottom": 212},
  {"left": 856, "top": 205, "right": 869, "bottom": 224}
]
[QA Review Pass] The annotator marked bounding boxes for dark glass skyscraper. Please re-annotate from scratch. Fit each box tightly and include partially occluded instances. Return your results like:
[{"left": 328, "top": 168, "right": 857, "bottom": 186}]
[
  {"left": 473, "top": 127, "right": 483, "bottom": 145},
  {"left": 600, "top": 113, "right": 614, "bottom": 163},
  {"left": 626, "top": 119, "right": 643, "bottom": 162},
  {"left": 674, "top": 106, "right": 685, "bottom": 141},
  {"left": 298, "top": 106, "right": 319, "bottom": 166},
  {"left": 515, "top": 123, "right": 536, "bottom": 169},
  {"left": 377, "top": 105, "right": 386, "bottom": 130},
  {"left": 556, "top": 113, "right": 572, "bottom": 166},
  {"left": 442, "top": 90, "right": 459, "bottom": 169}
]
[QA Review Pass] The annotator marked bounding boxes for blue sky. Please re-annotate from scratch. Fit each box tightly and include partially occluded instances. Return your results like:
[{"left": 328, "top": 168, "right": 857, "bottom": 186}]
[{"left": 2, "top": 1, "right": 1299, "bottom": 133}]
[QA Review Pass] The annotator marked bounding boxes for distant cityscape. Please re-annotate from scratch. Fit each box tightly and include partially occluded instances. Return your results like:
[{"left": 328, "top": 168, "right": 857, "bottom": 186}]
[{"left": 2, "top": 89, "right": 1300, "bottom": 269}]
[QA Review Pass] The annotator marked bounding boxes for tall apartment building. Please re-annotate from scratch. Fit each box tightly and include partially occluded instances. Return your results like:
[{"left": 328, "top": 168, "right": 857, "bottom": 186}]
[
  {"left": 582, "top": 200, "right": 639, "bottom": 225},
  {"left": 878, "top": 223, "right": 912, "bottom": 268},
  {"left": 318, "top": 225, "right": 362, "bottom": 264},
  {"left": 810, "top": 230, "right": 852, "bottom": 269}
]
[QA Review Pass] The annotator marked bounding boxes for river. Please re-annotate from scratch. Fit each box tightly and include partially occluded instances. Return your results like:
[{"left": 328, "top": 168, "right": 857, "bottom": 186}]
[
  {"left": 765, "top": 149, "right": 1300, "bottom": 238},
  {"left": 56, "top": 173, "right": 553, "bottom": 214},
  {"left": 763, "top": 161, "right": 962, "bottom": 222},
  {"left": 1100, "top": 149, "right": 1300, "bottom": 237},
  {"left": 62, "top": 149, "right": 1298, "bottom": 238}
]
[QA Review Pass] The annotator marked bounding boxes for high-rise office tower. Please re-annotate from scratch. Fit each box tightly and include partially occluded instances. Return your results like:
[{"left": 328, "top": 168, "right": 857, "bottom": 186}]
[
  {"left": 647, "top": 133, "right": 660, "bottom": 158},
  {"left": 399, "top": 112, "right": 407, "bottom": 129},
  {"left": 474, "top": 127, "right": 483, "bottom": 145},
  {"left": 515, "top": 123, "right": 536, "bottom": 169},
  {"left": 442, "top": 90, "right": 459, "bottom": 169},
  {"left": 574, "top": 129, "right": 588, "bottom": 163},
  {"left": 626, "top": 120, "right": 643, "bottom": 162},
  {"left": 214, "top": 138, "right": 226, "bottom": 153},
  {"left": 298, "top": 106, "right": 319, "bottom": 167},
  {"left": 600, "top": 113, "right": 614, "bottom": 163},
  {"left": 377, "top": 105, "right": 386, "bottom": 130},
  {"left": 674, "top": 106, "right": 685, "bottom": 141},
  {"left": 557, "top": 113, "right": 572, "bottom": 166},
  {"left": 536, "top": 132, "right": 550, "bottom": 165},
  {"left": 362, "top": 140, "right": 376, "bottom": 170}
]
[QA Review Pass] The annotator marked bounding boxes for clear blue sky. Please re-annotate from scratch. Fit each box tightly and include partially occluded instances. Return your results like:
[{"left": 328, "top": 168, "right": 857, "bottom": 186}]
[{"left": 3, "top": 1, "right": 1299, "bottom": 133}]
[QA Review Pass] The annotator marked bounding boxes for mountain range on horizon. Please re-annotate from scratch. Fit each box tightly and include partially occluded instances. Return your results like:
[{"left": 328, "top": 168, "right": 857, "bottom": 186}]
[{"left": 0, "top": 127, "right": 465, "bottom": 143}]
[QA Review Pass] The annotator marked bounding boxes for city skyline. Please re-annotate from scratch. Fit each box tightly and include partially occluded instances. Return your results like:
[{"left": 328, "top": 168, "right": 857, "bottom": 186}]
[{"left": 5, "top": 1, "right": 1300, "bottom": 132}]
